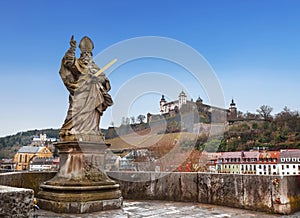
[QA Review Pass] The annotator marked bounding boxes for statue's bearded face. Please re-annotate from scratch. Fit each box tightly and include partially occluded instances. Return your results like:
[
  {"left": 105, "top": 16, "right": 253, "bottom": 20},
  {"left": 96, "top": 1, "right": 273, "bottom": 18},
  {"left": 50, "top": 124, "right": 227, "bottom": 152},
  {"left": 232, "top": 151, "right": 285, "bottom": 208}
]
[{"left": 79, "top": 51, "right": 92, "bottom": 65}]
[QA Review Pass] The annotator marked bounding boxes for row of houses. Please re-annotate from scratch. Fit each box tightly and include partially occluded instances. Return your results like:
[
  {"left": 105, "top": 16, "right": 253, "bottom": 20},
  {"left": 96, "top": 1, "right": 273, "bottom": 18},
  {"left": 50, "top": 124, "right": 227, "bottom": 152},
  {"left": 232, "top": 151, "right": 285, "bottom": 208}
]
[
  {"left": 2, "top": 142, "right": 300, "bottom": 176},
  {"left": 213, "top": 149, "right": 300, "bottom": 176},
  {"left": 105, "top": 148, "right": 300, "bottom": 176}
]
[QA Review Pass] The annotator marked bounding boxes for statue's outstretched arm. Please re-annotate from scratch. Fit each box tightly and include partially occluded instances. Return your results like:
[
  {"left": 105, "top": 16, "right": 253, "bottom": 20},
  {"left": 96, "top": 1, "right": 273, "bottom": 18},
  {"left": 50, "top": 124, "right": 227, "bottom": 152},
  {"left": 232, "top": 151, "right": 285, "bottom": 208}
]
[{"left": 63, "top": 35, "right": 76, "bottom": 68}]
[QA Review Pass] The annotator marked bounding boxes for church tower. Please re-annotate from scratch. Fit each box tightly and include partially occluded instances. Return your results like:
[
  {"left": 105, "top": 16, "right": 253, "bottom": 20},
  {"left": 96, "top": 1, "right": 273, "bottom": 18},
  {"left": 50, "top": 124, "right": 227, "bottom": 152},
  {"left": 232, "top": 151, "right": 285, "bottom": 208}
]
[
  {"left": 229, "top": 99, "right": 237, "bottom": 120},
  {"left": 178, "top": 91, "right": 187, "bottom": 108},
  {"left": 160, "top": 95, "right": 166, "bottom": 113}
]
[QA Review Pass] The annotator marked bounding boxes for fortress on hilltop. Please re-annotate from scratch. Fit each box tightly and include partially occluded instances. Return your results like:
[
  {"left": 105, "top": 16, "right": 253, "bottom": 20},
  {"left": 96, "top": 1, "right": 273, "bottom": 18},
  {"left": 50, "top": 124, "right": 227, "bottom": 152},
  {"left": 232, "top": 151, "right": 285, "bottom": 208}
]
[{"left": 147, "top": 91, "right": 238, "bottom": 124}]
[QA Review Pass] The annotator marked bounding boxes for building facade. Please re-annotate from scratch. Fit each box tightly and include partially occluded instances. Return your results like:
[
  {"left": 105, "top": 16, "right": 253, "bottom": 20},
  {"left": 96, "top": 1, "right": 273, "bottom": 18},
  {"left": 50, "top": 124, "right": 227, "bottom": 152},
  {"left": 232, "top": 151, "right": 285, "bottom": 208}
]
[
  {"left": 216, "top": 149, "right": 300, "bottom": 176},
  {"left": 14, "top": 146, "right": 53, "bottom": 171}
]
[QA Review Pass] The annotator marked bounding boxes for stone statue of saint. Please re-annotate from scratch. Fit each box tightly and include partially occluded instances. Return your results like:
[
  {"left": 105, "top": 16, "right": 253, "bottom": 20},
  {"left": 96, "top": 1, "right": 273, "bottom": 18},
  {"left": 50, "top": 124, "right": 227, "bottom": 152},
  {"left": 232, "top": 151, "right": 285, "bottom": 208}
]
[{"left": 59, "top": 36, "right": 113, "bottom": 141}]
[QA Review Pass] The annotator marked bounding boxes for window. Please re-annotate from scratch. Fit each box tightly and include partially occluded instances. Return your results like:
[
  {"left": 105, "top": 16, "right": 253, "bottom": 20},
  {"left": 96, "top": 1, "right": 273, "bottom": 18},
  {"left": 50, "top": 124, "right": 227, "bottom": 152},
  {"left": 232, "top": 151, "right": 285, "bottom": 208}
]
[
  {"left": 281, "top": 158, "right": 285, "bottom": 162},
  {"left": 19, "top": 154, "right": 22, "bottom": 163},
  {"left": 273, "top": 165, "right": 276, "bottom": 169},
  {"left": 282, "top": 165, "right": 284, "bottom": 170},
  {"left": 286, "top": 158, "right": 291, "bottom": 162},
  {"left": 259, "top": 165, "right": 262, "bottom": 169},
  {"left": 293, "top": 165, "right": 296, "bottom": 169},
  {"left": 287, "top": 165, "right": 289, "bottom": 169},
  {"left": 292, "top": 158, "right": 296, "bottom": 162}
]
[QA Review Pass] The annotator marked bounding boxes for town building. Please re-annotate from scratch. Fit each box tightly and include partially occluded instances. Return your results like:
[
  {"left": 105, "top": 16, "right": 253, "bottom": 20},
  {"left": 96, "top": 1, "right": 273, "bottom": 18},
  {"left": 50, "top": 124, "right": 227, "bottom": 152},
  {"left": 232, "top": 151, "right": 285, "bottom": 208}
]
[
  {"left": 278, "top": 149, "right": 300, "bottom": 176},
  {"left": 0, "top": 159, "right": 15, "bottom": 172},
  {"left": 205, "top": 152, "right": 222, "bottom": 173},
  {"left": 29, "top": 157, "right": 59, "bottom": 171},
  {"left": 14, "top": 146, "right": 53, "bottom": 171},
  {"left": 31, "top": 133, "right": 57, "bottom": 146},
  {"left": 256, "top": 151, "right": 280, "bottom": 175},
  {"left": 216, "top": 149, "right": 300, "bottom": 176}
]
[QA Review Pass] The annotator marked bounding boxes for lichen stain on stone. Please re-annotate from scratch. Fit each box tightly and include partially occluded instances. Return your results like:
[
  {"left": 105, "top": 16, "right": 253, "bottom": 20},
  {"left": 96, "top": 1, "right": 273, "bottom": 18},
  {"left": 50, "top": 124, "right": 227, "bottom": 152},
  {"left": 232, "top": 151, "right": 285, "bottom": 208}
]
[{"left": 288, "top": 195, "right": 300, "bottom": 213}]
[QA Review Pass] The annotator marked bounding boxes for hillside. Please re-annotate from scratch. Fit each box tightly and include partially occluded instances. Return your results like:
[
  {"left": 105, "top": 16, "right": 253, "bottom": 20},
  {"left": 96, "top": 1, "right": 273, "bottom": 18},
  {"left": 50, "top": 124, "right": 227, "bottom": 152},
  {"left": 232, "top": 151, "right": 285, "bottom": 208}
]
[
  {"left": 219, "top": 120, "right": 300, "bottom": 152},
  {"left": 0, "top": 128, "right": 60, "bottom": 158},
  {"left": 2, "top": 106, "right": 300, "bottom": 159}
]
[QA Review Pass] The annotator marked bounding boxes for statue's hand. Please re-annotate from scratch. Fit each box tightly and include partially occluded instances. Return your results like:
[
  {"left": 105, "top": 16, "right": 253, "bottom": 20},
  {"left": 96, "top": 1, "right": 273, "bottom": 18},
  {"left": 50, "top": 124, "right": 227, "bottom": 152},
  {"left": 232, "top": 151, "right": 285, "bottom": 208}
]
[
  {"left": 70, "top": 35, "right": 76, "bottom": 48},
  {"left": 70, "top": 82, "right": 79, "bottom": 89}
]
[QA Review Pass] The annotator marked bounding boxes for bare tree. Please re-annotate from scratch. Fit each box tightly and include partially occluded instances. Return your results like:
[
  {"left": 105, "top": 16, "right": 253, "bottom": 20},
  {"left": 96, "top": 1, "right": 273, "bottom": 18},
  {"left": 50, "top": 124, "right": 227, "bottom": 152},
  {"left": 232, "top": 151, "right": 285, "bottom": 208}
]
[
  {"left": 130, "top": 116, "right": 135, "bottom": 124},
  {"left": 257, "top": 105, "right": 273, "bottom": 121},
  {"left": 121, "top": 117, "right": 130, "bottom": 125},
  {"left": 137, "top": 114, "right": 146, "bottom": 124}
]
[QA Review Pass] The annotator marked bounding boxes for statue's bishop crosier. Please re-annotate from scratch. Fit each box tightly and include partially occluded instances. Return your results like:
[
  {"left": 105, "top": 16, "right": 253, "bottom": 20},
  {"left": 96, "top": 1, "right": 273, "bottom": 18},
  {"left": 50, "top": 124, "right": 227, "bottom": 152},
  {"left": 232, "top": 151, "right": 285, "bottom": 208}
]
[{"left": 59, "top": 36, "right": 113, "bottom": 142}]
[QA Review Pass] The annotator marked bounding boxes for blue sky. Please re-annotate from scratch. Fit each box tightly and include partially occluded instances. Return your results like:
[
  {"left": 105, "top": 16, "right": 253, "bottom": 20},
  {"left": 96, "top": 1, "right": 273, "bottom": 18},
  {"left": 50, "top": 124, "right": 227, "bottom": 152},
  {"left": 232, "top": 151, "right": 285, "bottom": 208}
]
[{"left": 0, "top": 0, "right": 300, "bottom": 137}]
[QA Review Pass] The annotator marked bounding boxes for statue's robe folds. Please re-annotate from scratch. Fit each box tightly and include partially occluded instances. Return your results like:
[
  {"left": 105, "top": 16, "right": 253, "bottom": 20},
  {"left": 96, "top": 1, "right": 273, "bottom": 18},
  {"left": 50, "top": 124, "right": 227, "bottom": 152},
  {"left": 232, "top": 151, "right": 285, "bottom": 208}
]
[{"left": 59, "top": 54, "right": 113, "bottom": 139}]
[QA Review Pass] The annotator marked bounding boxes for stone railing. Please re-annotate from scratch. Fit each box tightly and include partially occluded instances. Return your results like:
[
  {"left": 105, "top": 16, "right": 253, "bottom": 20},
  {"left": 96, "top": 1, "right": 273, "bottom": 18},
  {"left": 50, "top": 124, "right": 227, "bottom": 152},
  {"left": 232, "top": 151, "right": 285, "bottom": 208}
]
[
  {"left": 107, "top": 172, "right": 300, "bottom": 215},
  {"left": 0, "top": 171, "right": 56, "bottom": 194},
  {"left": 0, "top": 185, "right": 34, "bottom": 217},
  {"left": 0, "top": 171, "right": 300, "bottom": 215}
]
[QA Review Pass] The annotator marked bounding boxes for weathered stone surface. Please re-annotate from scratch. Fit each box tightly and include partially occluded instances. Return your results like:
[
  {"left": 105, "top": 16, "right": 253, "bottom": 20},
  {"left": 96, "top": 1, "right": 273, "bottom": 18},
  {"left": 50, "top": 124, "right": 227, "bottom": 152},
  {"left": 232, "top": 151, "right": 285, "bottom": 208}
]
[
  {"left": 210, "top": 174, "right": 244, "bottom": 208},
  {"left": 108, "top": 172, "right": 300, "bottom": 215},
  {"left": 243, "top": 174, "right": 272, "bottom": 212},
  {"left": 37, "top": 197, "right": 123, "bottom": 214},
  {"left": 2, "top": 171, "right": 300, "bottom": 214},
  {"left": 286, "top": 176, "right": 300, "bottom": 214},
  {"left": 36, "top": 200, "right": 286, "bottom": 217},
  {"left": 0, "top": 171, "right": 56, "bottom": 194},
  {"left": 180, "top": 172, "right": 198, "bottom": 202},
  {"left": 36, "top": 142, "right": 122, "bottom": 213},
  {"left": 198, "top": 173, "right": 211, "bottom": 203},
  {"left": 0, "top": 185, "right": 34, "bottom": 217}
]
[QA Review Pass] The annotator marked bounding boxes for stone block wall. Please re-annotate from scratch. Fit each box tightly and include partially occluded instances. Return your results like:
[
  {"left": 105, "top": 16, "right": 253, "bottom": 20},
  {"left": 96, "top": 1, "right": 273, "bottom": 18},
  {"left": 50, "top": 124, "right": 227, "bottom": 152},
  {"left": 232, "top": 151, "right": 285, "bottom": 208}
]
[
  {"left": 107, "top": 171, "right": 300, "bottom": 215},
  {"left": 0, "top": 185, "right": 34, "bottom": 217},
  {"left": 0, "top": 171, "right": 300, "bottom": 214},
  {"left": 0, "top": 171, "right": 56, "bottom": 194}
]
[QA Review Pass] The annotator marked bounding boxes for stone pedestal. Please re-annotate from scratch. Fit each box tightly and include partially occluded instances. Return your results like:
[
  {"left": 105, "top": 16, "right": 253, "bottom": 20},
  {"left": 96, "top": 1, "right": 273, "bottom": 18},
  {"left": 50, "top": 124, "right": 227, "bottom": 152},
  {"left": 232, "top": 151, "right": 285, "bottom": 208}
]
[{"left": 37, "top": 141, "right": 122, "bottom": 213}]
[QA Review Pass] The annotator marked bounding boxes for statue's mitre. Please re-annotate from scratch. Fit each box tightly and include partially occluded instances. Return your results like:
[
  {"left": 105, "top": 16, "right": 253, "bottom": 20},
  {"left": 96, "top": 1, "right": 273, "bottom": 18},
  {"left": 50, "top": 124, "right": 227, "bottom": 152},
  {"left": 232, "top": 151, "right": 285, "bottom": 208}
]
[{"left": 79, "top": 36, "right": 94, "bottom": 53}]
